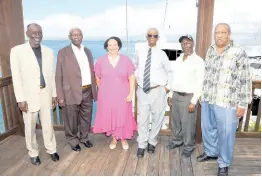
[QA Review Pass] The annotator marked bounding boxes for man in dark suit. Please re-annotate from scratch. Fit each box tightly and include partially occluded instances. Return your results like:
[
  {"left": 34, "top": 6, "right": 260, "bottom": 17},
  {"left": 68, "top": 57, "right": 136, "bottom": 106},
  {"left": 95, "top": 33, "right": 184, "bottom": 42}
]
[{"left": 56, "top": 28, "right": 97, "bottom": 151}]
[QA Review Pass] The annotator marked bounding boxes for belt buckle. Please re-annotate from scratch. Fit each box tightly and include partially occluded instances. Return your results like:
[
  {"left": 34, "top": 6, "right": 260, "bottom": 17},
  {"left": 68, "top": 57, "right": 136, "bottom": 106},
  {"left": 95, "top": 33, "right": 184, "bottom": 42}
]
[
  {"left": 82, "top": 85, "right": 89, "bottom": 89},
  {"left": 40, "top": 86, "right": 44, "bottom": 89}
]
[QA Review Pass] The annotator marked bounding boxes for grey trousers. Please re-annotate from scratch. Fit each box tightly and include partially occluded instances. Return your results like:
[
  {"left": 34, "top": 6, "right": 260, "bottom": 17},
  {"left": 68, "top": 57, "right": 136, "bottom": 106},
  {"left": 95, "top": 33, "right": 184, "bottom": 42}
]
[
  {"left": 137, "top": 86, "right": 167, "bottom": 149},
  {"left": 171, "top": 91, "right": 198, "bottom": 152},
  {"left": 63, "top": 87, "right": 93, "bottom": 147}
]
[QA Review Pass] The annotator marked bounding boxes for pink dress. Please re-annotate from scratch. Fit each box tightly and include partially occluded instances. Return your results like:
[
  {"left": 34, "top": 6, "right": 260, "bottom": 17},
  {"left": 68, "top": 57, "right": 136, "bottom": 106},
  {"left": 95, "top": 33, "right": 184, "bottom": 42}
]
[{"left": 93, "top": 54, "right": 137, "bottom": 140}]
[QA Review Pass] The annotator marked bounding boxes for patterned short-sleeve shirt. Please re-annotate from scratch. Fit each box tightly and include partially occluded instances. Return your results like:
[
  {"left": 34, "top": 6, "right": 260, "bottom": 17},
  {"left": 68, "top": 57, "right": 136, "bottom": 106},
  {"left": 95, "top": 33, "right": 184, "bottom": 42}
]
[{"left": 202, "top": 41, "right": 252, "bottom": 108}]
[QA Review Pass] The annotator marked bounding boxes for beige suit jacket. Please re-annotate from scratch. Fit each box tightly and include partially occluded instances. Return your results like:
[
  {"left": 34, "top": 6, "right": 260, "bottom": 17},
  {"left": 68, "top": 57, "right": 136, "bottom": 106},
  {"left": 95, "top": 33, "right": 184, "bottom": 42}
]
[{"left": 10, "top": 42, "right": 56, "bottom": 112}]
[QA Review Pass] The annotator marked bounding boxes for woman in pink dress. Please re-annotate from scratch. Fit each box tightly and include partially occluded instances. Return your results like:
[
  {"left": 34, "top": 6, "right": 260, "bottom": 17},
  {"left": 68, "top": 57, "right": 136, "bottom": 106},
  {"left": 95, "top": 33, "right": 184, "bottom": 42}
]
[{"left": 93, "top": 36, "right": 137, "bottom": 150}]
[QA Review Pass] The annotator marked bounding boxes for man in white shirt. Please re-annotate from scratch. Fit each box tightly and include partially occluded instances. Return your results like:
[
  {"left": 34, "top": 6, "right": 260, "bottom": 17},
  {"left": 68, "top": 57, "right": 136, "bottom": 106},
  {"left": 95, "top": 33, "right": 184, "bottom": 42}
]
[
  {"left": 134, "top": 28, "right": 173, "bottom": 158},
  {"left": 56, "top": 28, "right": 97, "bottom": 151},
  {"left": 166, "top": 35, "right": 204, "bottom": 157}
]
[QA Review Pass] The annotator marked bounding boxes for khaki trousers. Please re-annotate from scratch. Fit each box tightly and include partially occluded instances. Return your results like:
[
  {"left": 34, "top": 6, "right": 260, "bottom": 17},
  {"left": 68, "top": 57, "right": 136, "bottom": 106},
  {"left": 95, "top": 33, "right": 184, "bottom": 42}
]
[{"left": 22, "top": 88, "right": 57, "bottom": 157}]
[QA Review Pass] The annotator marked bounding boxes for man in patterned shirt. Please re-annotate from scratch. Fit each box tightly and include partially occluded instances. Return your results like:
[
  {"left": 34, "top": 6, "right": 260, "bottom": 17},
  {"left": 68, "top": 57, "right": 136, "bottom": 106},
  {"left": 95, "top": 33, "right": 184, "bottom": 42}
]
[{"left": 197, "top": 23, "right": 252, "bottom": 176}]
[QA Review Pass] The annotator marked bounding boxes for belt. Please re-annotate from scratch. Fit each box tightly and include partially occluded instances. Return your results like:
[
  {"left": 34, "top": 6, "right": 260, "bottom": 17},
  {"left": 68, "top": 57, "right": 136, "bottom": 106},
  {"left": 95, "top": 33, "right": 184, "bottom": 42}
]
[
  {"left": 82, "top": 84, "right": 91, "bottom": 89},
  {"left": 40, "top": 86, "right": 45, "bottom": 89},
  {"left": 174, "top": 91, "right": 193, "bottom": 96}
]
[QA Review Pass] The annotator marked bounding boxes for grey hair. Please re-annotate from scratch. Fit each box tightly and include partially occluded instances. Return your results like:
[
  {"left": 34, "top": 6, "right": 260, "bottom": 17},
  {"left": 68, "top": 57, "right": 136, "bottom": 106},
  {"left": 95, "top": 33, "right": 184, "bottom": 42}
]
[
  {"left": 146, "top": 27, "right": 159, "bottom": 35},
  {"left": 27, "top": 23, "right": 41, "bottom": 30},
  {"left": 69, "top": 27, "right": 82, "bottom": 36},
  {"left": 215, "top": 23, "right": 231, "bottom": 34}
]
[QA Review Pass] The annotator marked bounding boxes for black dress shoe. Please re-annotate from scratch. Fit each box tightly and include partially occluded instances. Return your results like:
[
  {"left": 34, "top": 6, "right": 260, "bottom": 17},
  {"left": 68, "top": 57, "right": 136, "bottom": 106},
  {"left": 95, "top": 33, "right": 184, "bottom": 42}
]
[
  {"left": 166, "top": 142, "right": 183, "bottom": 150},
  {"left": 147, "top": 144, "right": 155, "bottom": 154},
  {"left": 50, "top": 152, "right": 59, "bottom": 162},
  {"left": 30, "top": 156, "right": 41, "bottom": 165},
  {"left": 197, "top": 152, "right": 218, "bottom": 162},
  {"left": 82, "top": 140, "right": 93, "bottom": 148},
  {"left": 71, "top": 144, "right": 81, "bottom": 151},
  {"left": 218, "top": 167, "right": 228, "bottom": 176},
  {"left": 137, "top": 148, "right": 145, "bottom": 158}
]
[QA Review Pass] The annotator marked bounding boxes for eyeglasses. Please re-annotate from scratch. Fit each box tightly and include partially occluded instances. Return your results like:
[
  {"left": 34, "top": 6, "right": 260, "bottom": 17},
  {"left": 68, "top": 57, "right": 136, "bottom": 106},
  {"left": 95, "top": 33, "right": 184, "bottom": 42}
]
[{"left": 147, "top": 34, "right": 158, "bottom": 38}]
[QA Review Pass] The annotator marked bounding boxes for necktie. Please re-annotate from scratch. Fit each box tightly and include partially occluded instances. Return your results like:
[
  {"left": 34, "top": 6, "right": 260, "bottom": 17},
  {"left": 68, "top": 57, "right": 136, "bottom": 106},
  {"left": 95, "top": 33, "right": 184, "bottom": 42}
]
[{"left": 143, "top": 48, "right": 152, "bottom": 93}]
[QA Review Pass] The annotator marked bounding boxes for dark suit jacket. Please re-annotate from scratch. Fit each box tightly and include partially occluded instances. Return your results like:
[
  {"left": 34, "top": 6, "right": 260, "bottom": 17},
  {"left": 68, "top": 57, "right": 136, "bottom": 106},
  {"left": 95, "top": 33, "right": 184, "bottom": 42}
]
[{"left": 55, "top": 45, "right": 97, "bottom": 105}]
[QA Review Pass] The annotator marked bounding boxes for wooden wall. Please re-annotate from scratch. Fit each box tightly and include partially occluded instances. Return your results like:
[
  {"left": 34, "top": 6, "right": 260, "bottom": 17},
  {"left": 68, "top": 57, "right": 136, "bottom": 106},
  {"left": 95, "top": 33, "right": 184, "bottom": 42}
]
[{"left": 0, "top": 0, "right": 25, "bottom": 138}]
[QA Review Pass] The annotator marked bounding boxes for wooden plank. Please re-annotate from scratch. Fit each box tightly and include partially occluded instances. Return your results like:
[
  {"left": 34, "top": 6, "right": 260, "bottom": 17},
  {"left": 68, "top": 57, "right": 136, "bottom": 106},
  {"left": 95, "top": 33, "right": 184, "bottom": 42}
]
[
  {"left": 0, "top": 126, "right": 18, "bottom": 141},
  {"left": 0, "top": 87, "right": 8, "bottom": 131},
  {"left": 122, "top": 138, "right": 139, "bottom": 176},
  {"left": 196, "top": 105, "right": 202, "bottom": 144},
  {"left": 160, "top": 129, "right": 171, "bottom": 135},
  {"left": 58, "top": 108, "right": 63, "bottom": 125},
  {"left": 0, "top": 131, "right": 42, "bottom": 175},
  {"left": 170, "top": 145, "right": 182, "bottom": 176},
  {"left": 146, "top": 137, "right": 161, "bottom": 176},
  {"left": 9, "top": 84, "right": 24, "bottom": 136},
  {"left": 3, "top": 86, "right": 13, "bottom": 130},
  {"left": 255, "top": 100, "right": 261, "bottom": 132},
  {"left": 159, "top": 136, "right": 170, "bottom": 176},
  {"left": 7, "top": 85, "right": 16, "bottom": 127},
  {"left": 236, "top": 132, "right": 261, "bottom": 138},
  {"left": 85, "top": 136, "right": 111, "bottom": 176},
  {"left": 53, "top": 108, "right": 58, "bottom": 125},
  {"left": 191, "top": 145, "right": 205, "bottom": 176},
  {"left": 0, "top": 76, "right": 12, "bottom": 88},
  {"left": 63, "top": 134, "right": 106, "bottom": 176},
  {"left": 74, "top": 135, "right": 108, "bottom": 176},
  {"left": 244, "top": 88, "right": 255, "bottom": 131},
  {"left": 181, "top": 149, "right": 194, "bottom": 176},
  {"left": 99, "top": 141, "right": 123, "bottom": 175},
  {"left": 113, "top": 138, "right": 135, "bottom": 176},
  {"left": 25, "top": 132, "right": 67, "bottom": 176}
]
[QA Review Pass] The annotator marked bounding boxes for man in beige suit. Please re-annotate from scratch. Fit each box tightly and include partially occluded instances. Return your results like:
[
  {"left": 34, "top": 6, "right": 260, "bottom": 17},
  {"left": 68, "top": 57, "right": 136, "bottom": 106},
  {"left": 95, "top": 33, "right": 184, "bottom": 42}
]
[
  {"left": 56, "top": 28, "right": 97, "bottom": 151},
  {"left": 10, "top": 23, "right": 59, "bottom": 165}
]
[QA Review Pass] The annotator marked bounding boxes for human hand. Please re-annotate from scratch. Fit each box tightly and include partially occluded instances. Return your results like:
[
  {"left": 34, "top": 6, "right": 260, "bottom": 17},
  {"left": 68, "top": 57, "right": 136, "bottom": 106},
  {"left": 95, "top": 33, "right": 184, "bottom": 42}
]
[
  {"left": 188, "top": 103, "right": 195, "bottom": 113},
  {"left": 18, "top": 101, "right": 28, "bottom": 112}
]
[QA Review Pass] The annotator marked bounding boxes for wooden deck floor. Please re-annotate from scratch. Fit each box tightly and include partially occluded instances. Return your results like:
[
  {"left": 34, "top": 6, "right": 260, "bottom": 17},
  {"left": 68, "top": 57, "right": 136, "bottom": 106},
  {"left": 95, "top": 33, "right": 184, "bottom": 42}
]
[{"left": 0, "top": 130, "right": 260, "bottom": 176}]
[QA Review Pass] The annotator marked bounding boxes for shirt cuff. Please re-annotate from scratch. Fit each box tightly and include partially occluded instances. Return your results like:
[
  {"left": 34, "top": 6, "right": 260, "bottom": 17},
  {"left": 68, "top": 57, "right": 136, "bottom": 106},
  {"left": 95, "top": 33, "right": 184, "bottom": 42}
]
[
  {"left": 190, "top": 96, "right": 198, "bottom": 105},
  {"left": 238, "top": 103, "right": 248, "bottom": 109}
]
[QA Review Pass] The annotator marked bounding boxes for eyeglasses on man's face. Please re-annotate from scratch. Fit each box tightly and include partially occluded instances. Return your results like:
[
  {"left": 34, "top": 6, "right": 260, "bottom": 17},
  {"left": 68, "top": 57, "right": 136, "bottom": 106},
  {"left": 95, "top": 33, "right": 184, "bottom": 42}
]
[{"left": 147, "top": 34, "right": 159, "bottom": 39}]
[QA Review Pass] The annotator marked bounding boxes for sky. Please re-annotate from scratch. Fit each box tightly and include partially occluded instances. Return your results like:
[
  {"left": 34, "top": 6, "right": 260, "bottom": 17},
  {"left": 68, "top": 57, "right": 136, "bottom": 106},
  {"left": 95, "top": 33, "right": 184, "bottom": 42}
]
[{"left": 22, "top": 0, "right": 261, "bottom": 45}]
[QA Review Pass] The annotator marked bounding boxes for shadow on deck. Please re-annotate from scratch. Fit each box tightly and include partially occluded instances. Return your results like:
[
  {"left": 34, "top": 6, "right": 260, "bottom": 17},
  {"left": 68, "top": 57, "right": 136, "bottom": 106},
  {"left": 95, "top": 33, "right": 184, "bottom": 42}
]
[{"left": 0, "top": 130, "right": 260, "bottom": 176}]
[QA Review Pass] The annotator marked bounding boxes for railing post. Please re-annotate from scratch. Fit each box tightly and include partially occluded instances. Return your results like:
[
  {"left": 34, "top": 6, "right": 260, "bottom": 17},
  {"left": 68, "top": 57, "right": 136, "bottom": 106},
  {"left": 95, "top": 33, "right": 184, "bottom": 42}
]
[{"left": 195, "top": 0, "right": 215, "bottom": 144}]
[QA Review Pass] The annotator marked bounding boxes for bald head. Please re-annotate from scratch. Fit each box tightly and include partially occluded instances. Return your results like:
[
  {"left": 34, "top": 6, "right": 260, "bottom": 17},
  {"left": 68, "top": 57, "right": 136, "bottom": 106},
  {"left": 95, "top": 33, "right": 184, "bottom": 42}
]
[
  {"left": 27, "top": 23, "right": 42, "bottom": 31},
  {"left": 215, "top": 23, "right": 231, "bottom": 34},
  {"left": 146, "top": 27, "right": 159, "bottom": 47}
]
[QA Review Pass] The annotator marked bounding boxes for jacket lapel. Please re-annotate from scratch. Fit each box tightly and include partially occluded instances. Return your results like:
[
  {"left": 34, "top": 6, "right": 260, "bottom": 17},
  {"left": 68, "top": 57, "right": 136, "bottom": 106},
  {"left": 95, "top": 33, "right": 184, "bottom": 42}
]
[{"left": 25, "top": 42, "right": 40, "bottom": 71}]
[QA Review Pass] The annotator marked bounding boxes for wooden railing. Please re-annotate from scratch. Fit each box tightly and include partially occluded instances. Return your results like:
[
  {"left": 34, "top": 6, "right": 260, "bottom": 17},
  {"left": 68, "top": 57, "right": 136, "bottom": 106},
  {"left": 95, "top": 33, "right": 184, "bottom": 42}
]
[
  {"left": 159, "top": 80, "right": 261, "bottom": 142},
  {"left": 0, "top": 77, "right": 260, "bottom": 142},
  {"left": 0, "top": 76, "right": 24, "bottom": 141}
]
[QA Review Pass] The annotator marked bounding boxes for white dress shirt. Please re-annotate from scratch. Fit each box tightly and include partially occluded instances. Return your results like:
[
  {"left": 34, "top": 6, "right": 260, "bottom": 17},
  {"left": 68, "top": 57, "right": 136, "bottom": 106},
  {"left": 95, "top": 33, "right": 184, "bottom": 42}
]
[
  {"left": 71, "top": 44, "right": 91, "bottom": 86},
  {"left": 169, "top": 52, "right": 204, "bottom": 104},
  {"left": 133, "top": 45, "right": 173, "bottom": 89}
]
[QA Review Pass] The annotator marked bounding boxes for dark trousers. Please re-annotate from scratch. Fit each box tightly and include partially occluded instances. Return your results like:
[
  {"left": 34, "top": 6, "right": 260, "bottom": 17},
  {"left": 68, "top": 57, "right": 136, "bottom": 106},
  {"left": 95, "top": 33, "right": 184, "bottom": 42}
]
[
  {"left": 171, "top": 91, "right": 198, "bottom": 152},
  {"left": 63, "top": 87, "right": 93, "bottom": 146}
]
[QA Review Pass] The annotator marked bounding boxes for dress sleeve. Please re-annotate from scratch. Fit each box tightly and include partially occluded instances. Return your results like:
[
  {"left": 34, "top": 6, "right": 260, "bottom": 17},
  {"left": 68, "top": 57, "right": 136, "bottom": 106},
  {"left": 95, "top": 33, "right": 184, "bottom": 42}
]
[
  {"left": 94, "top": 59, "right": 101, "bottom": 78},
  {"left": 126, "top": 57, "right": 135, "bottom": 76}
]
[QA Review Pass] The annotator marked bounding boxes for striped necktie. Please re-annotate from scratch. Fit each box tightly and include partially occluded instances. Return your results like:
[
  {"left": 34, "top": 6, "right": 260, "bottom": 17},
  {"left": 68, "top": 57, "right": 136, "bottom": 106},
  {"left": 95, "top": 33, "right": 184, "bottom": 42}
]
[{"left": 143, "top": 48, "right": 152, "bottom": 93}]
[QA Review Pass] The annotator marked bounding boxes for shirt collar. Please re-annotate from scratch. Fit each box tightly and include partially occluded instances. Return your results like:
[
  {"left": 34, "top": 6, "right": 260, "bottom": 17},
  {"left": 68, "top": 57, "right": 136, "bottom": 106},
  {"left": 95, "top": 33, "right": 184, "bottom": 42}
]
[
  {"left": 71, "top": 43, "right": 84, "bottom": 51},
  {"left": 211, "top": 40, "right": 234, "bottom": 52}
]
